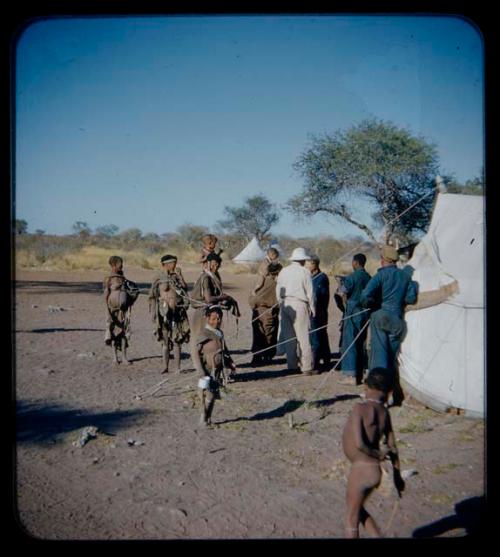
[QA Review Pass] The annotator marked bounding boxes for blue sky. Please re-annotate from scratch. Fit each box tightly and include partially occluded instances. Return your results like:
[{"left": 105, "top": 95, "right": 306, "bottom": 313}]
[{"left": 14, "top": 15, "right": 484, "bottom": 239}]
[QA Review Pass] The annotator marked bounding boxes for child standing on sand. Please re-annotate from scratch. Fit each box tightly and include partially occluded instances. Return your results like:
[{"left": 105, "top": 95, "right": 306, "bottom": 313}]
[
  {"left": 342, "top": 368, "right": 405, "bottom": 538},
  {"left": 103, "top": 255, "right": 139, "bottom": 364}
]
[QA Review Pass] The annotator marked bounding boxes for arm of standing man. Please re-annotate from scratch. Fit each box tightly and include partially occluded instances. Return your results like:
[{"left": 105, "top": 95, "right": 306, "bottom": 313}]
[
  {"left": 304, "top": 269, "right": 315, "bottom": 317},
  {"left": 404, "top": 279, "right": 418, "bottom": 306},
  {"left": 319, "top": 273, "right": 330, "bottom": 308},
  {"left": 360, "top": 273, "right": 381, "bottom": 309},
  {"left": 340, "top": 274, "right": 354, "bottom": 298}
]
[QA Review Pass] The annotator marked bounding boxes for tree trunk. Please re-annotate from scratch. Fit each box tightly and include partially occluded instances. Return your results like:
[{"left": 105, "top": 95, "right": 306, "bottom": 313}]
[{"left": 331, "top": 207, "right": 378, "bottom": 244}]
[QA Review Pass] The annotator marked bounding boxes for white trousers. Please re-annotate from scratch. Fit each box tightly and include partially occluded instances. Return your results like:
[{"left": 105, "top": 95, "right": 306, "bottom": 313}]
[{"left": 279, "top": 300, "right": 313, "bottom": 372}]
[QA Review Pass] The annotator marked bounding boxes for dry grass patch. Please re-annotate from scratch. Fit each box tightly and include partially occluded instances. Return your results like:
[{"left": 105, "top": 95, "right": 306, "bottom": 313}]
[
  {"left": 15, "top": 245, "right": 203, "bottom": 271},
  {"left": 432, "top": 463, "right": 459, "bottom": 475}
]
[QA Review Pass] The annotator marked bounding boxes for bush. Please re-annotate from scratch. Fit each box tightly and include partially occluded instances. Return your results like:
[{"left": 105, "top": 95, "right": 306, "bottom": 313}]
[{"left": 14, "top": 229, "right": 382, "bottom": 273}]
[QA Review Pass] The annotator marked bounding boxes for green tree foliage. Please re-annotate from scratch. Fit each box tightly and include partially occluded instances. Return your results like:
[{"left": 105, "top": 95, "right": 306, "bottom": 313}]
[
  {"left": 176, "top": 224, "right": 206, "bottom": 249},
  {"left": 14, "top": 219, "right": 28, "bottom": 234},
  {"left": 119, "top": 228, "right": 143, "bottom": 245},
  {"left": 218, "top": 194, "right": 280, "bottom": 242},
  {"left": 72, "top": 221, "right": 92, "bottom": 238},
  {"left": 95, "top": 224, "right": 119, "bottom": 238},
  {"left": 444, "top": 168, "right": 484, "bottom": 196},
  {"left": 289, "top": 119, "right": 440, "bottom": 244}
]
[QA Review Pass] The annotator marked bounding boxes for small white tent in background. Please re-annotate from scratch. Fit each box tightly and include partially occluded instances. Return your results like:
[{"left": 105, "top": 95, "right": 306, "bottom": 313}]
[
  {"left": 232, "top": 237, "right": 266, "bottom": 264},
  {"left": 399, "top": 193, "right": 485, "bottom": 418}
]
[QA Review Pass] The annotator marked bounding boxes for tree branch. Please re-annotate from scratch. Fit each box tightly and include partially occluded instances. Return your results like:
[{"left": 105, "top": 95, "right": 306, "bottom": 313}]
[{"left": 324, "top": 206, "right": 378, "bottom": 243}]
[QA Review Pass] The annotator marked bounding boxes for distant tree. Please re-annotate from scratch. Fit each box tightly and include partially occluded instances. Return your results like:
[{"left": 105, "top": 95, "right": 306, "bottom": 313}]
[
  {"left": 443, "top": 168, "right": 484, "bottom": 196},
  {"left": 35, "top": 229, "right": 46, "bottom": 235},
  {"left": 160, "top": 232, "right": 178, "bottom": 242},
  {"left": 464, "top": 167, "right": 484, "bottom": 195},
  {"left": 72, "top": 221, "right": 92, "bottom": 238},
  {"left": 14, "top": 219, "right": 28, "bottom": 234},
  {"left": 119, "top": 228, "right": 143, "bottom": 244},
  {"left": 95, "top": 224, "right": 119, "bottom": 238},
  {"left": 142, "top": 232, "right": 163, "bottom": 255},
  {"left": 142, "top": 232, "right": 161, "bottom": 243},
  {"left": 288, "top": 118, "right": 440, "bottom": 244},
  {"left": 176, "top": 224, "right": 206, "bottom": 249},
  {"left": 218, "top": 194, "right": 280, "bottom": 242}
]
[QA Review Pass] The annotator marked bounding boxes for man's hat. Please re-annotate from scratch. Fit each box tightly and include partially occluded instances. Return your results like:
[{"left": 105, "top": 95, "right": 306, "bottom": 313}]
[
  {"left": 161, "top": 254, "right": 177, "bottom": 264},
  {"left": 289, "top": 247, "right": 311, "bottom": 261},
  {"left": 380, "top": 245, "right": 399, "bottom": 263}
]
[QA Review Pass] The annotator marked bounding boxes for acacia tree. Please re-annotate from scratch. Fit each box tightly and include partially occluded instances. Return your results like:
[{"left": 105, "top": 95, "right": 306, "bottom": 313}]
[
  {"left": 218, "top": 194, "right": 280, "bottom": 242},
  {"left": 72, "top": 221, "right": 92, "bottom": 238},
  {"left": 119, "top": 227, "right": 142, "bottom": 245},
  {"left": 288, "top": 119, "right": 440, "bottom": 244},
  {"left": 14, "top": 219, "right": 28, "bottom": 234}
]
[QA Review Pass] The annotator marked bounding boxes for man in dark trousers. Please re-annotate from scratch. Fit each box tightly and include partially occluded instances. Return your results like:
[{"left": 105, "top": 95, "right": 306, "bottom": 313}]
[
  {"left": 360, "top": 245, "right": 418, "bottom": 401},
  {"left": 338, "top": 254, "right": 372, "bottom": 386},
  {"left": 306, "top": 254, "right": 331, "bottom": 371}
]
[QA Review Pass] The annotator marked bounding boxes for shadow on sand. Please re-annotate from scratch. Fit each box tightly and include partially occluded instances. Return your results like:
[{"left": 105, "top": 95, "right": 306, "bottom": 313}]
[
  {"left": 234, "top": 368, "right": 302, "bottom": 381},
  {"left": 412, "top": 496, "right": 486, "bottom": 537},
  {"left": 310, "top": 394, "right": 362, "bottom": 408},
  {"left": 216, "top": 399, "right": 305, "bottom": 425},
  {"left": 16, "top": 400, "right": 150, "bottom": 445},
  {"left": 16, "top": 327, "right": 103, "bottom": 334},
  {"left": 15, "top": 280, "right": 154, "bottom": 295}
]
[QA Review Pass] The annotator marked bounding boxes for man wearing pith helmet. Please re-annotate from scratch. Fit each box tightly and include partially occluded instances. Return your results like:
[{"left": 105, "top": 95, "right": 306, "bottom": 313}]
[{"left": 275, "top": 247, "right": 316, "bottom": 374}]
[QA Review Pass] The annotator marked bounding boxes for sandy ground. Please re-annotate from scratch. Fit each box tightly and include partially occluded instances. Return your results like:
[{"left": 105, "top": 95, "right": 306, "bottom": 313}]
[{"left": 13, "top": 265, "right": 485, "bottom": 540}]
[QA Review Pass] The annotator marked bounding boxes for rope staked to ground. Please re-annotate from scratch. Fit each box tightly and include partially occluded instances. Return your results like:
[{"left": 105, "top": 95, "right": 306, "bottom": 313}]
[
  {"left": 135, "top": 189, "right": 433, "bottom": 402},
  {"left": 302, "top": 318, "right": 371, "bottom": 412}
]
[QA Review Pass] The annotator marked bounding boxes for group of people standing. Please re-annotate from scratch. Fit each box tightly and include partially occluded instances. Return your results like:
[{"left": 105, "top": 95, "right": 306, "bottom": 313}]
[
  {"left": 102, "top": 235, "right": 418, "bottom": 536},
  {"left": 248, "top": 246, "right": 332, "bottom": 375},
  {"left": 248, "top": 243, "right": 418, "bottom": 396},
  {"left": 103, "top": 234, "right": 418, "bottom": 424}
]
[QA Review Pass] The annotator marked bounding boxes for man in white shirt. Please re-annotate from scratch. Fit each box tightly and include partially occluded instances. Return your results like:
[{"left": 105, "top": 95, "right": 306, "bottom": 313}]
[{"left": 276, "top": 247, "right": 316, "bottom": 374}]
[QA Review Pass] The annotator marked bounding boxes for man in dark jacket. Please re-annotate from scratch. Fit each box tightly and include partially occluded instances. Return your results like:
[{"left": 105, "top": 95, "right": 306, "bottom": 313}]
[
  {"left": 360, "top": 245, "right": 418, "bottom": 395},
  {"left": 338, "top": 254, "right": 372, "bottom": 385},
  {"left": 306, "top": 255, "right": 331, "bottom": 372}
]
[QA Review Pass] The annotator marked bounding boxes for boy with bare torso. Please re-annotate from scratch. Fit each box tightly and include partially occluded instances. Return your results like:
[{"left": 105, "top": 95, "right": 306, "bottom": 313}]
[{"left": 342, "top": 368, "right": 405, "bottom": 538}]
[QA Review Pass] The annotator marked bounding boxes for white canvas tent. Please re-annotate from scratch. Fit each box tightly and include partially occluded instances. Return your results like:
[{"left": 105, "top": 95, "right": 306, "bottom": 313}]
[
  {"left": 233, "top": 237, "right": 266, "bottom": 264},
  {"left": 399, "top": 193, "right": 485, "bottom": 418}
]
